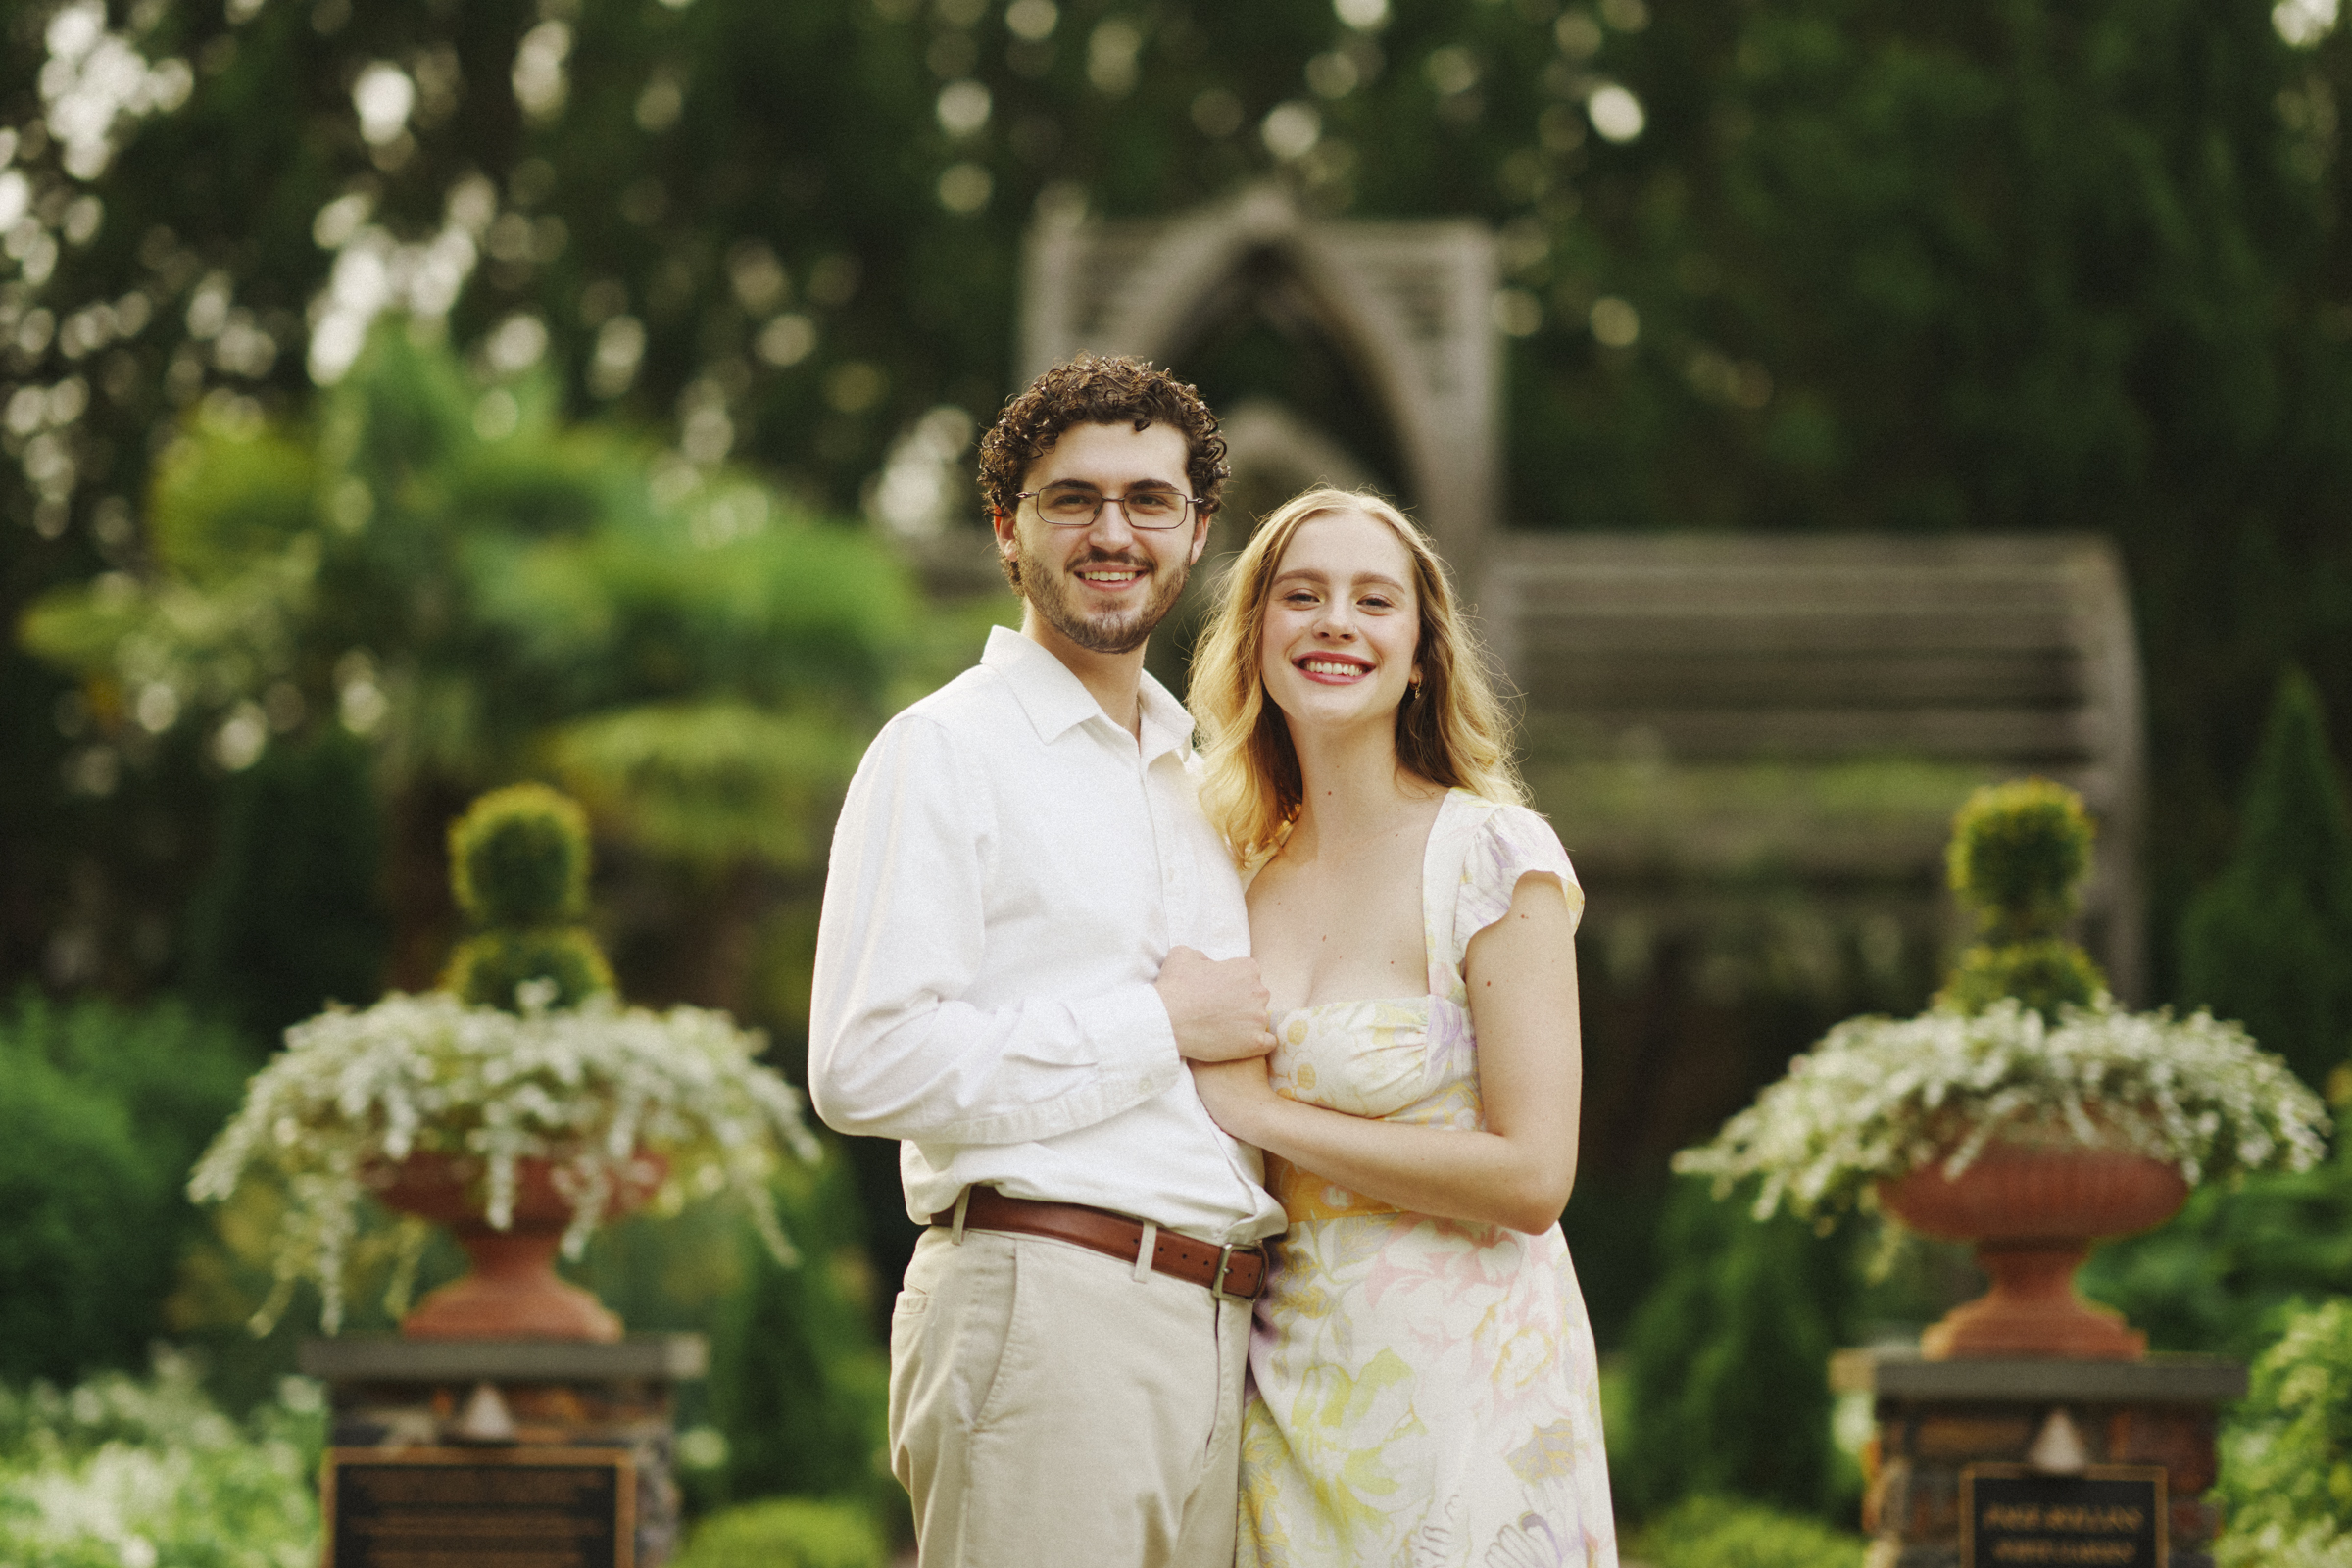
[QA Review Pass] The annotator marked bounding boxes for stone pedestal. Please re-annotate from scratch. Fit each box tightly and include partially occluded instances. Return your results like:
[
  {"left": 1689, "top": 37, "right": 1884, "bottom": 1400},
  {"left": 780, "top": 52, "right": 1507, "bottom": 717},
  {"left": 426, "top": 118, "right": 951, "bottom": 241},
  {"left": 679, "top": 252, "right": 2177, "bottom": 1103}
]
[
  {"left": 300, "top": 1335, "right": 708, "bottom": 1567},
  {"left": 1834, "top": 1348, "right": 2244, "bottom": 1568}
]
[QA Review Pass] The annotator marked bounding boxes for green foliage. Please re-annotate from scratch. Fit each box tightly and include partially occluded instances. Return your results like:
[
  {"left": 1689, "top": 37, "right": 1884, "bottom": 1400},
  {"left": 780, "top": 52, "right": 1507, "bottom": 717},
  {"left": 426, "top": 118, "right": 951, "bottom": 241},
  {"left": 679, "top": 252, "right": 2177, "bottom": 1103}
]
[
  {"left": 0, "top": 1352, "right": 323, "bottom": 1568},
  {"left": 2213, "top": 1298, "right": 2352, "bottom": 1568},
  {"left": 1947, "top": 780, "right": 2096, "bottom": 942},
  {"left": 0, "top": 993, "right": 252, "bottom": 1385},
  {"left": 184, "top": 730, "right": 390, "bottom": 1040},
  {"left": 1933, "top": 780, "right": 2107, "bottom": 1019},
  {"left": 1631, "top": 1494, "right": 1870, "bottom": 1568},
  {"left": 1937, "top": 938, "right": 2106, "bottom": 1020},
  {"left": 2082, "top": 1126, "right": 2352, "bottom": 1361},
  {"left": 706, "top": 1151, "right": 894, "bottom": 1515},
  {"left": 440, "top": 782, "right": 613, "bottom": 1010},
  {"left": 1615, "top": 1180, "right": 1850, "bottom": 1519},
  {"left": 2179, "top": 668, "right": 2352, "bottom": 1088},
  {"left": 448, "top": 783, "right": 593, "bottom": 929},
  {"left": 672, "top": 1497, "right": 886, "bottom": 1568},
  {"left": 441, "top": 927, "right": 615, "bottom": 1013}
]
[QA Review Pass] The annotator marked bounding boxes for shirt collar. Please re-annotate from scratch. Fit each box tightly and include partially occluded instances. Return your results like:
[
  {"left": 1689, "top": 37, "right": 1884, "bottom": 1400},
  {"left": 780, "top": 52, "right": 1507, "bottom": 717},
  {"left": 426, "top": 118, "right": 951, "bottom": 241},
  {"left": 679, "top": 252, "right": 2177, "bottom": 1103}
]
[{"left": 981, "top": 624, "right": 1194, "bottom": 763}]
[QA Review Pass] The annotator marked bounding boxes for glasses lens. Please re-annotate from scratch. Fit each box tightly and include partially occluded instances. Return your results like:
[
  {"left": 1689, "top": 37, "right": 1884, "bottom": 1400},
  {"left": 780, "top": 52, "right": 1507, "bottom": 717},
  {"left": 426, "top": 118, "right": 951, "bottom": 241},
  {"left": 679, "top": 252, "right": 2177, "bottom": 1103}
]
[
  {"left": 1036, "top": 484, "right": 1102, "bottom": 523},
  {"left": 1123, "top": 490, "right": 1186, "bottom": 527}
]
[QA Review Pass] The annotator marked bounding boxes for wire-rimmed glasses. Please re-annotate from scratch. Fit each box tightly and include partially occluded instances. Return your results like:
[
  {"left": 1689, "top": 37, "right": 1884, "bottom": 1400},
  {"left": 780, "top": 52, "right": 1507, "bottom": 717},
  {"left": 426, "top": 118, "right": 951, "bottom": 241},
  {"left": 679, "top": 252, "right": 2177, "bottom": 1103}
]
[{"left": 1016, "top": 481, "right": 1200, "bottom": 530}]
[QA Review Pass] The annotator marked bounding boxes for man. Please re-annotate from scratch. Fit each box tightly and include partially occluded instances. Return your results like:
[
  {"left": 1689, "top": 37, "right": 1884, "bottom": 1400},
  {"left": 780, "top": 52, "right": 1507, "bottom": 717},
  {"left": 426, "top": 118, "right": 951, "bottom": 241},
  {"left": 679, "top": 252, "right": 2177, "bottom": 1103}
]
[{"left": 808, "top": 355, "right": 1285, "bottom": 1567}]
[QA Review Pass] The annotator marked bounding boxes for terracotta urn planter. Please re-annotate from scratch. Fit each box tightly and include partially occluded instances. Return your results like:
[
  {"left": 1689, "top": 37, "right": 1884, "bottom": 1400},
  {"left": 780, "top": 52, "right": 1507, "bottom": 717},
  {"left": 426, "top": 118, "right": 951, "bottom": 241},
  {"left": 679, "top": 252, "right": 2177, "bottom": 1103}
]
[
  {"left": 1877, "top": 1139, "right": 2188, "bottom": 1360},
  {"left": 369, "top": 1151, "right": 665, "bottom": 1341}
]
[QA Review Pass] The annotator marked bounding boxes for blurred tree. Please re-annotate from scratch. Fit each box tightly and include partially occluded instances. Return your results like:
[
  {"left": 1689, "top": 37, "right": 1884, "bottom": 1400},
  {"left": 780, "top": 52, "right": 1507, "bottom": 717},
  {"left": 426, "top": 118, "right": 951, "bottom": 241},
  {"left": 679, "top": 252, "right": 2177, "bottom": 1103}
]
[
  {"left": 2177, "top": 666, "right": 2352, "bottom": 1089},
  {"left": 21, "top": 325, "right": 912, "bottom": 1011},
  {"left": 1, "top": 0, "right": 2346, "bottom": 1034}
]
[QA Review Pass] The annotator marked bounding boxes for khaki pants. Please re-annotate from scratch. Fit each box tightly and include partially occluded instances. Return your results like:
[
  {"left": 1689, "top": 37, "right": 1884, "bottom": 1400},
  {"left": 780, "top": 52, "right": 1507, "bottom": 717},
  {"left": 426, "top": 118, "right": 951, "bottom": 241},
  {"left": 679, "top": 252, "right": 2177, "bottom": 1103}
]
[{"left": 888, "top": 1223, "right": 1251, "bottom": 1568}]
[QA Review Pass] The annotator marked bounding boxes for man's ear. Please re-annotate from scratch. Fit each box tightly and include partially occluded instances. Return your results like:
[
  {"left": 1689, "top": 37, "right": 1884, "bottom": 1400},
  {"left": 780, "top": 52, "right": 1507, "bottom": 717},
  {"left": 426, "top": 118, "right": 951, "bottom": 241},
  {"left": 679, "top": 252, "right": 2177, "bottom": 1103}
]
[
  {"left": 992, "top": 509, "right": 1016, "bottom": 555},
  {"left": 1187, "top": 509, "right": 1212, "bottom": 567}
]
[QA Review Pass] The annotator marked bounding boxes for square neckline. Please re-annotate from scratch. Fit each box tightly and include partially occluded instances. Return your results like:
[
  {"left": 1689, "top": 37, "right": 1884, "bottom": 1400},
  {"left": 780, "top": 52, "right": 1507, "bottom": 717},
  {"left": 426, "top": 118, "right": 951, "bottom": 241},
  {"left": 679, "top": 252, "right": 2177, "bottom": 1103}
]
[{"left": 1268, "top": 788, "right": 1472, "bottom": 1025}]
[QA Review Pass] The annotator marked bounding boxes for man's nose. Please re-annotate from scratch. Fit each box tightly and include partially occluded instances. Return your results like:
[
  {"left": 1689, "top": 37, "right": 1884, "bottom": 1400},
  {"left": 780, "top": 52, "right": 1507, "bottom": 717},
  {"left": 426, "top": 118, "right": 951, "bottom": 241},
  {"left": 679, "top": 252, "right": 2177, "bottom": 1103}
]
[{"left": 1084, "top": 498, "right": 1141, "bottom": 546}]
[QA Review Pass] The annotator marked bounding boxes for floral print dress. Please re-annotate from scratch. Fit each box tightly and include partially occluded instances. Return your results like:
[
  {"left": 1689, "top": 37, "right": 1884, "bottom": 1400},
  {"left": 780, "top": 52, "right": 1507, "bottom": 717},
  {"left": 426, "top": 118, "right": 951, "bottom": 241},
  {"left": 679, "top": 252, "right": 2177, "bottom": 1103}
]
[{"left": 1237, "top": 790, "right": 1618, "bottom": 1568}]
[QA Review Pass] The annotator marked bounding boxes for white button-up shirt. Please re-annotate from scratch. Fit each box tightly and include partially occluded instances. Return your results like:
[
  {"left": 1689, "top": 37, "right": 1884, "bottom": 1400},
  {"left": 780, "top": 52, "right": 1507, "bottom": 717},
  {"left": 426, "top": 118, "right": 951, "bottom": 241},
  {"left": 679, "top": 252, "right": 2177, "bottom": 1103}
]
[{"left": 809, "top": 626, "right": 1285, "bottom": 1247}]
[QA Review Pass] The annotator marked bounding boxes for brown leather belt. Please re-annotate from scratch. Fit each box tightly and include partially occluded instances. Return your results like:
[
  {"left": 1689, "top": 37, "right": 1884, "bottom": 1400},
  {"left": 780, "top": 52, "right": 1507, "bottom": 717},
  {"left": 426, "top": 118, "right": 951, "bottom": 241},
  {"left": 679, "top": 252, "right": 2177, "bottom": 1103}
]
[{"left": 927, "top": 1188, "right": 1267, "bottom": 1301}]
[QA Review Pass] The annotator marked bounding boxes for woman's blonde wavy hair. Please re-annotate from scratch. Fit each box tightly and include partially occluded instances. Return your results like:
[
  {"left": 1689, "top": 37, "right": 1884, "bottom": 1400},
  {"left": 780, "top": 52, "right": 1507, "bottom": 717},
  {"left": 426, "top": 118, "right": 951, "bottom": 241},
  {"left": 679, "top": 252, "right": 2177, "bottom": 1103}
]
[{"left": 1190, "top": 486, "right": 1527, "bottom": 863}]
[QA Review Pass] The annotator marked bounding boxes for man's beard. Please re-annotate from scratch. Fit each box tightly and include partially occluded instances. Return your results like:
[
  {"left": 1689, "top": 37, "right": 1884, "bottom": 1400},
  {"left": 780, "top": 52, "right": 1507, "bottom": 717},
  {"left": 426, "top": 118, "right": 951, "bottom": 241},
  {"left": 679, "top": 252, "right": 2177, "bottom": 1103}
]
[{"left": 1019, "top": 535, "right": 1191, "bottom": 656}]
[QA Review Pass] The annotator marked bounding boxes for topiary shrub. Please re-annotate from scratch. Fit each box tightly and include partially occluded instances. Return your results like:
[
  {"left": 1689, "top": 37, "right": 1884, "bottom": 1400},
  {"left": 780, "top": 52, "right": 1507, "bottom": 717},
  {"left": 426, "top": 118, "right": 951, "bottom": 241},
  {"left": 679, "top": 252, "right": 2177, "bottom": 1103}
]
[
  {"left": 670, "top": 1496, "right": 886, "bottom": 1568},
  {"left": 2212, "top": 1297, "right": 2352, "bottom": 1567},
  {"left": 2179, "top": 667, "right": 2352, "bottom": 1091},
  {"left": 439, "top": 783, "right": 614, "bottom": 1010},
  {"left": 1935, "top": 779, "right": 2107, "bottom": 1019}
]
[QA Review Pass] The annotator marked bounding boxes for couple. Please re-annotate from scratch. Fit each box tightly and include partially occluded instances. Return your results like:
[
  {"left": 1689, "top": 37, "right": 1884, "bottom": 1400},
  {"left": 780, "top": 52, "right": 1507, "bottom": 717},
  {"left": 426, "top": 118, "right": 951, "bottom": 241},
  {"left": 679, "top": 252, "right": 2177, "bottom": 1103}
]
[{"left": 809, "top": 357, "right": 1615, "bottom": 1568}]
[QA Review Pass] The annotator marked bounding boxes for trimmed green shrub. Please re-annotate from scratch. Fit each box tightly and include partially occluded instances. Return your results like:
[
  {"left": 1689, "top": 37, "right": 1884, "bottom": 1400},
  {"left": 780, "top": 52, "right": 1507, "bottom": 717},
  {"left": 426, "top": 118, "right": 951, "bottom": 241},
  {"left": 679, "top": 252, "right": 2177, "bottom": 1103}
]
[
  {"left": 1633, "top": 1494, "right": 1870, "bottom": 1568},
  {"left": 0, "top": 1351, "right": 324, "bottom": 1568},
  {"left": 2179, "top": 668, "right": 2352, "bottom": 1090},
  {"left": 449, "top": 783, "right": 593, "bottom": 929},
  {"left": 439, "top": 783, "right": 614, "bottom": 1010},
  {"left": 2213, "top": 1298, "right": 2352, "bottom": 1567},
  {"left": 671, "top": 1497, "right": 885, "bottom": 1568},
  {"left": 1936, "top": 779, "right": 2107, "bottom": 1018},
  {"left": 439, "top": 927, "right": 615, "bottom": 1015}
]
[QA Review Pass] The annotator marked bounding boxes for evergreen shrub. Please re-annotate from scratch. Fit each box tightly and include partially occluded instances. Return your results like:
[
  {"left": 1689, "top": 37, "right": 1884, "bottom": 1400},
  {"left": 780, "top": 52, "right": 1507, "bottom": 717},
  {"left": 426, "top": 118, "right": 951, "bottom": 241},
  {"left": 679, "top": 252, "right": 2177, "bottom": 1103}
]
[
  {"left": 0, "top": 994, "right": 252, "bottom": 1384},
  {"left": 1614, "top": 1179, "right": 1851, "bottom": 1519},
  {"left": 2179, "top": 668, "right": 2352, "bottom": 1090}
]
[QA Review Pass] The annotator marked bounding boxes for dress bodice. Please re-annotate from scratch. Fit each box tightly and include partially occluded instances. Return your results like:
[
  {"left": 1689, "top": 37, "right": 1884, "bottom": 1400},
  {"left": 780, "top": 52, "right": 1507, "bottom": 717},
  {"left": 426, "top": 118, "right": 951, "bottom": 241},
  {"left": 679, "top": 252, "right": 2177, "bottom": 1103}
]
[{"left": 1260, "top": 790, "right": 1582, "bottom": 1223}]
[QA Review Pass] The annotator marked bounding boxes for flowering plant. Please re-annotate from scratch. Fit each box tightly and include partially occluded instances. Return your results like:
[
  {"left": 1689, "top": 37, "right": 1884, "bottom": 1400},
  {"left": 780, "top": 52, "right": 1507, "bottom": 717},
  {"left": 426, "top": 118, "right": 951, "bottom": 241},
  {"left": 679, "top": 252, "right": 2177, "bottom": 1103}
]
[
  {"left": 1673, "top": 997, "right": 2329, "bottom": 1224},
  {"left": 1679, "top": 780, "right": 2330, "bottom": 1229},
  {"left": 188, "top": 984, "right": 819, "bottom": 1333}
]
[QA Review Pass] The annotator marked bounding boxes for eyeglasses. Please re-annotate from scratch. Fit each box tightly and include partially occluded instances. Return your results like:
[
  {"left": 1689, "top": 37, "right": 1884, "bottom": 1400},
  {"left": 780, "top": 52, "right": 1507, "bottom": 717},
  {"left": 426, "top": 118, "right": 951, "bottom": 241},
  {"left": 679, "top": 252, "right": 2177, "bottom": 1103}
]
[{"left": 1016, "top": 481, "right": 1200, "bottom": 530}]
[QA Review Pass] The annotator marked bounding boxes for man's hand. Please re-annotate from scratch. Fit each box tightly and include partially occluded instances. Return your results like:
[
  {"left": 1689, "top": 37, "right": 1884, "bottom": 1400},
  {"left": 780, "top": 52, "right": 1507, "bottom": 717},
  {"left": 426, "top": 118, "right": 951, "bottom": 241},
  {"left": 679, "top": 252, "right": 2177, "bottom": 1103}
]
[{"left": 1154, "top": 946, "right": 1276, "bottom": 1062}]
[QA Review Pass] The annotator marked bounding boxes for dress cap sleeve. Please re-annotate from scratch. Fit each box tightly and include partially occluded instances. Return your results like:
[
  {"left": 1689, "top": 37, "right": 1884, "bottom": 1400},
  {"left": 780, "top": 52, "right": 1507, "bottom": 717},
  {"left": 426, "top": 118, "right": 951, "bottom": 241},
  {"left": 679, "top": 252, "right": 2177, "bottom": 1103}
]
[{"left": 1450, "top": 801, "right": 1583, "bottom": 969}]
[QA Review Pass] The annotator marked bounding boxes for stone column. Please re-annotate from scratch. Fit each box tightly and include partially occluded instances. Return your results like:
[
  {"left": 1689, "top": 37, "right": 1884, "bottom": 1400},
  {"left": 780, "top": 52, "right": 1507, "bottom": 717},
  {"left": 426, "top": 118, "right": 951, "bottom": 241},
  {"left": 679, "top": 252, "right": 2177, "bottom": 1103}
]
[
  {"left": 1834, "top": 1348, "right": 2244, "bottom": 1568},
  {"left": 300, "top": 1335, "right": 708, "bottom": 1567}
]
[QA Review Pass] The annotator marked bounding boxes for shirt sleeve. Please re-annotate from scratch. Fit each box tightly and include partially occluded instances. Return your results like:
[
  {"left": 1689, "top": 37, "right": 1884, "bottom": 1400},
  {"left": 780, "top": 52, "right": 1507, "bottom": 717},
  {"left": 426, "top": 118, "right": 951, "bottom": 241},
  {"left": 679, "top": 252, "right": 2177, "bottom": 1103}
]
[
  {"left": 1450, "top": 803, "right": 1585, "bottom": 970},
  {"left": 807, "top": 712, "right": 1183, "bottom": 1147}
]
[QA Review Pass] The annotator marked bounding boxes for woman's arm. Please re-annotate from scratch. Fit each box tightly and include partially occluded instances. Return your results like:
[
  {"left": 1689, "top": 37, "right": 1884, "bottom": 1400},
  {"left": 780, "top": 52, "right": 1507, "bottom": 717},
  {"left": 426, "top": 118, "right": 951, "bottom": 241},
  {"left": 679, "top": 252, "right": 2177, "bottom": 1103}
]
[{"left": 1190, "top": 870, "right": 1583, "bottom": 1234}]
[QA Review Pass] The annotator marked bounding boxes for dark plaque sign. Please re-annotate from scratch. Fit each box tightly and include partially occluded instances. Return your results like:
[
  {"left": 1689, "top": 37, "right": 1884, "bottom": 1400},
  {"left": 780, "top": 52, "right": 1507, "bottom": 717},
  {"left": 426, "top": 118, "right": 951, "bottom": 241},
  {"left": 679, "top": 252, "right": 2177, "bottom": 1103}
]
[
  {"left": 1962, "top": 1464, "right": 2166, "bottom": 1568},
  {"left": 323, "top": 1447, "right": 635, "bottom": 1568}
]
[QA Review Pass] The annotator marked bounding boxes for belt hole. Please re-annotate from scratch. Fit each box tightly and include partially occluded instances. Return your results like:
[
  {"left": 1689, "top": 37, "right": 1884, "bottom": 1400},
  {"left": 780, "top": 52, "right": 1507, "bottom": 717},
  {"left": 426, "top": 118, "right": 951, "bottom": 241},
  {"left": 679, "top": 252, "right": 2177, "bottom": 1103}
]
[{"left": 1133, "top": 1220, "right": 1158, "bottom": 1283}]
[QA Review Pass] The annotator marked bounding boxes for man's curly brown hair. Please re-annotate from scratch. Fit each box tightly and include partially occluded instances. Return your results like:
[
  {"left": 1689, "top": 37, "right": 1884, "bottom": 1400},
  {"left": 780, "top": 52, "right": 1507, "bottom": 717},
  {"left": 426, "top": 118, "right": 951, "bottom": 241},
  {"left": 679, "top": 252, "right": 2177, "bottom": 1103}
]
[{"left": 978, "top": 356, "right": 1230, "bottom": 590}]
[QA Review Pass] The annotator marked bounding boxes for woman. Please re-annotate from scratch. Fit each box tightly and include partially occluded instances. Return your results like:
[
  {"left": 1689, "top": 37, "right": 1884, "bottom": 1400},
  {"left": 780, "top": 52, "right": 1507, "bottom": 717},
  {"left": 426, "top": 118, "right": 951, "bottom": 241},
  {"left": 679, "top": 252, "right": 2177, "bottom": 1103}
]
[{"left": 1186, "top": 487, "right": 1616, "bottom": 1567}]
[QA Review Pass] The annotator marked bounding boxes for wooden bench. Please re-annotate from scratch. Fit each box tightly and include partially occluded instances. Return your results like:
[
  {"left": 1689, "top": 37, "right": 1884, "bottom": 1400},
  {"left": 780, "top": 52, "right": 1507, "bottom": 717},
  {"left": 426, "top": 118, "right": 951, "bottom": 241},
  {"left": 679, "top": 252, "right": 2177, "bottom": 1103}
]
[{"left": 1481, "top": 531, "right": 2145, "bottom": 1002}]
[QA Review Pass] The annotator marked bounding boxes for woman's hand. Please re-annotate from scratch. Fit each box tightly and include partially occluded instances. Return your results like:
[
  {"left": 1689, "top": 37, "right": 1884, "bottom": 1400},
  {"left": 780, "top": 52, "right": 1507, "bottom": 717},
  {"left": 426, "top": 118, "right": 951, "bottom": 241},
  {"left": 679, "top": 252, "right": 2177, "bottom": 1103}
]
[{"left": 1188, "top": 1054, "right": 1277, "bottom": 1141}]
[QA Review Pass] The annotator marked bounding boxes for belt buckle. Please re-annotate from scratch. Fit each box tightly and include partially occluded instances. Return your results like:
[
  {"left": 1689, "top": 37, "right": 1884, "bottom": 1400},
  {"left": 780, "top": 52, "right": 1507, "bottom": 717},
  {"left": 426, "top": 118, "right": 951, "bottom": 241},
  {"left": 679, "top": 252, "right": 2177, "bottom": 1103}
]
[{"left": 1210, "top": 1243, "right": 1255, "bottom": 1303}]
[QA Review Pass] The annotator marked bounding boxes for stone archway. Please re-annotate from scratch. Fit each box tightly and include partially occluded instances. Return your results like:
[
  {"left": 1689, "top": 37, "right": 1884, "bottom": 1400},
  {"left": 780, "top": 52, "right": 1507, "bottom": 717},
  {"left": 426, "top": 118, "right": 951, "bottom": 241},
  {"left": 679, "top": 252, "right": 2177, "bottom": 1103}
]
[{"left": 1019, "top": 184, "right": 1501, "bottom": 580}]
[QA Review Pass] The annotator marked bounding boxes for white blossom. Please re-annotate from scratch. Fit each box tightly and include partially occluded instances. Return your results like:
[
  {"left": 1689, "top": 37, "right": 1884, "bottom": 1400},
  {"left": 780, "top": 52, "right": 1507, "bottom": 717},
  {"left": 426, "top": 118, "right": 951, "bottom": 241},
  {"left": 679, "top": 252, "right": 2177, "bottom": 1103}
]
[
  {"left": 1674, "top": 998, "right": 2330, "bottom": 1223},
  {"left": 189, "top": 991, "right": 818, "bottom": 1333}
]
